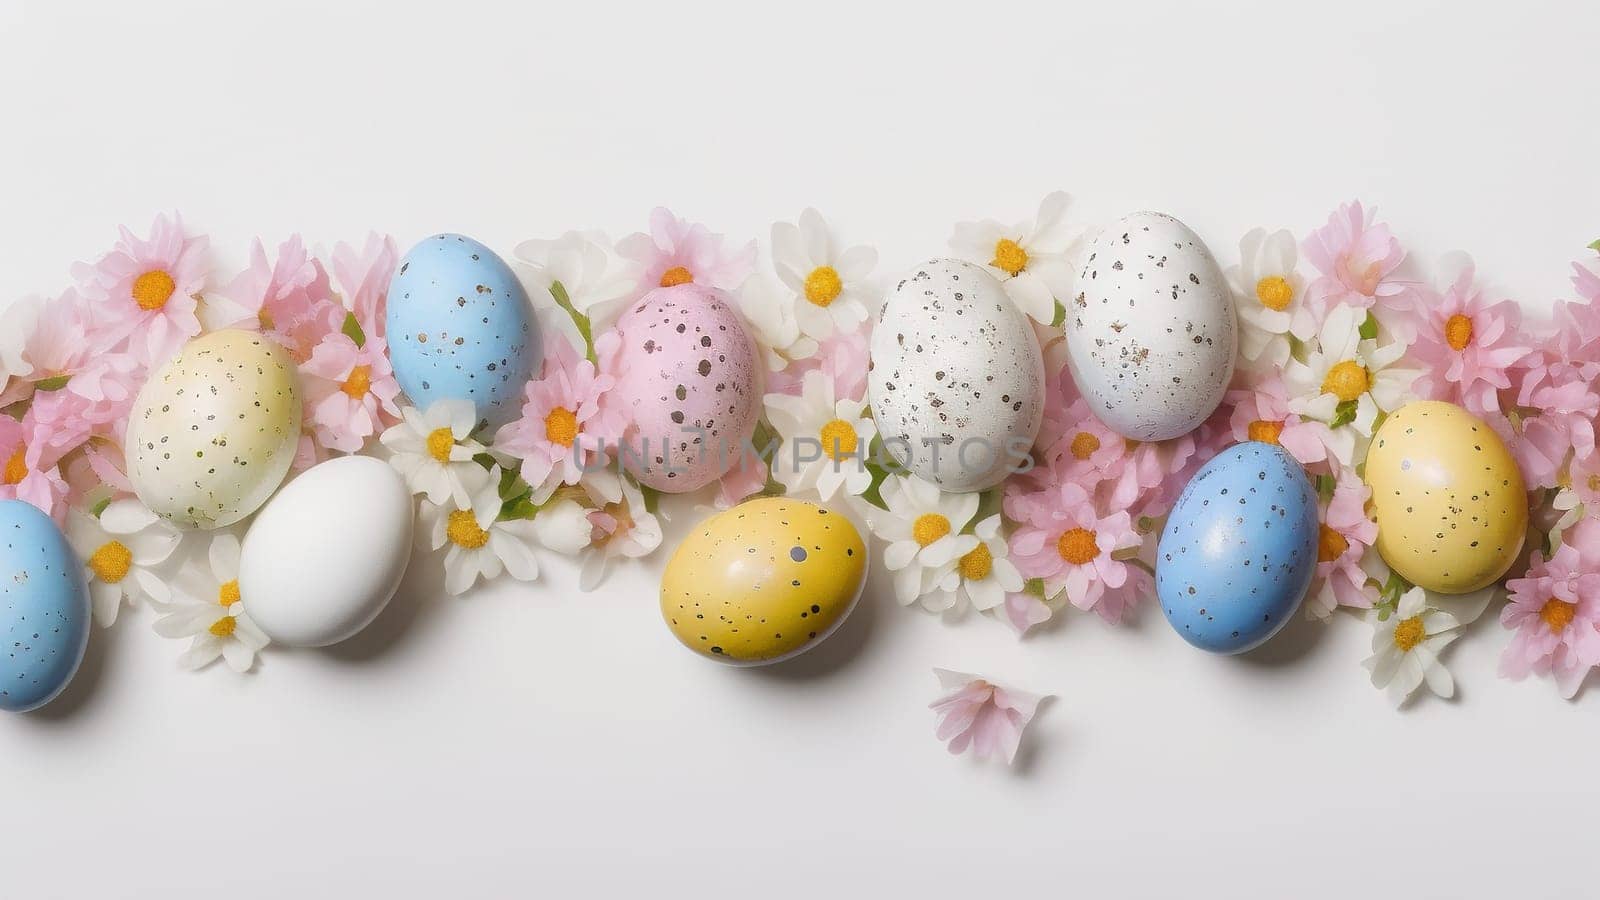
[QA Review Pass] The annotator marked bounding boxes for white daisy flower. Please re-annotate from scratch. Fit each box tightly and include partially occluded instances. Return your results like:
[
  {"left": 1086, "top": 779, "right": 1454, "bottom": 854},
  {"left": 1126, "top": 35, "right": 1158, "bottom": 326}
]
[
  {"left": 1362, "top": 587, "right": 1460, "bottom": 706},
  {"left": 514, "top": 229, "right": 640, "bottom": 350},
  {"left": 1, "top": 295, "right": 37, "bottom": 384},
  {"left": 577, "top": 476, "right": 663, "bottom": 591},
  {"left": 948, "top": 191, "right": 1082, "bottom": 325},
  {"left": 926, "top": 514, "right": 1024, "bottom": 616},
  {"left": 151, "top": 534, "right": 269, "bottom": 673},
  {"left": 1285, "top": 303, "right": 1420, "bottom": 444},
  {"left": 865, "top": 475, "right": 980, "bottom": 607},
  {"left": 1225, "top": 228, "right": 1315, "bottom": 371},
  {"left": 380, "top": 398, "right": 493, "bottom": 507},
  {"left": 735, "top": 272, "right": 818, "bottom": 371},
  {"left": 425, "top": 466, "right": 573, "bottom": 596},
  {"left": 772, "top": 208, "right": 877, "bottom": 342},
  {"left": 67, "top": 498, "right": 180, "bottom": 627},
  {"left": 763, "top": 369, "right": 877, "bottom": 502}
]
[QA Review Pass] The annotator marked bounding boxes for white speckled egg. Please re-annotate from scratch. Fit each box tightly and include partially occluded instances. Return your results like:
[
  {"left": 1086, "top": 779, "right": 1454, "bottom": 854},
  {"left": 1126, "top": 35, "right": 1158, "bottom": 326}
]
[
  {"left": 1064, "top": 212, "right": 1236, "bottom": 441},
  {"left": 866, "top": 258, "right": 1044, "bottom": 492},
  {"left": 126, "top": 329, "right": 302, "bottom": 529}
]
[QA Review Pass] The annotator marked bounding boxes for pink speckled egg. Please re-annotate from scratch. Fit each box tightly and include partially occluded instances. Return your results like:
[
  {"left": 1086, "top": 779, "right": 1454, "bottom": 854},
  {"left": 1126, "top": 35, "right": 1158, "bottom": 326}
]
[{"left": 609, "top": 284, "right": 762, "bottom": 492}]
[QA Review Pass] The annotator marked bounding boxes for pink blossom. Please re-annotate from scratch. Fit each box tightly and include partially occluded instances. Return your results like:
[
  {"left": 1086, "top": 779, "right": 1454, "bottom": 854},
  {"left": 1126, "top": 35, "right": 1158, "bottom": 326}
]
[
  {"left": 996, "top": 591, "right": 1053, "bottom": 636},
  {"left": 71, "top": 213, "right": 207, "bottom": 368},
  {"left": 617, "top": 208, "right": 755, "bottom": 293},
  {"left": 1224, "top": 374, "right": 1339, "bottom": 472},
  {"left": 1500, "top": 520, "right": 1600, "bottom": 698},
  {"left": 1574, "top": 257, "right": 1600, "bottom": 305},
  {"left": 1306, "top": 478, "right": 1379, "bottom": 619},
  {"left": 1300, "top": 201, "right": 1410, "bottom": 321},
  {"left": 928, "top": 669, "right": 1048, "bottom": 765},
  {"left": 299, "top": 333, "right": 402, "bottom": 453},
  {"left": 332, "top": 233, "right": 398, "bottom": 342},
  {"left": 18, "top": 290, "right": 141, "bottom": 449},
  {"left": 494, "top": 335, "right": 623, "bottom": 500},
  {"left": 769, "top": 318, "right": 871, "bottom": 402},
  {"left": 1007, "top": 482, "right": 1142, "bottom": 622},
  {"left": 215, "top": 235, "right": 344, "bottom": 362},
  {"left": 714, "top": 448, "right": 769, "bottom": 509},
  {"left": 1511, "top": 378, "right": 1599, "bottom": 490},
  {"left": 1406, "top": 263, "right": 1532, "bottom": 418},
  {"left": 0, "top": 412, "right": 70, "bottom": 522}
]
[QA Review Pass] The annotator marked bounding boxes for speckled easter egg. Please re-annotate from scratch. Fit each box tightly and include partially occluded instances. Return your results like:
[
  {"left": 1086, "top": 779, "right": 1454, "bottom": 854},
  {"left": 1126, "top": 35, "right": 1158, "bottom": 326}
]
[
  {"left": 867, "top": 258, "right": 1045, "bottom": 492},
  {"left": 126, "top": 329, "right": 301, "bottom": 529},
  {"left": 1065, "top": 212, "right": 1236, "bottom": 441},
  {"left": 1365, "top": 401, "right": 1528, "bottom": 593},
  {"left": 385, "top": 234, "right": 541, "bottom": 432},
  {"left": 1157, "top": 442, "right": 1318, "bottom": 654},
  {"left": 609, "top": 284, "right": 762, "bottom": 492},
  {"left": 0, "top": 499, "right": 90, "bottom": 712},
  {"left": 661, "top": 497, "right": 867, "bottom": 666}
]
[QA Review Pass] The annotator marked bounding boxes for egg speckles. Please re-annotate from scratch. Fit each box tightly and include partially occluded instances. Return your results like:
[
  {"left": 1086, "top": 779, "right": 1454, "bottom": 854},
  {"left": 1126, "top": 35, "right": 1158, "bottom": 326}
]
[
  {"left": 0, "top": 499, "right": 90, "bottom": 712},
  {"left": 1156, "top": 442, "right": 1318, "bottom": 654},
  {"left": 661, "top": 497, "right": 867, "bottom": 665},
  {"left": 1365, "top": 400, "right": 1528, "bottom": 594},
  {"left": 1065, "top": 212, "right": 1236, "bottom": 441},
  {"left": 867, "top": 258, "right": 1045, "bottom": 492},
  {"left": 126, "top": 330, "right": 302, "bottom": 529},
  {"left": 385, "top": 234, "right": 541, "bottom": 432},
  {"left": 610, "top": 284, "right": 762, "bottom": 492}
]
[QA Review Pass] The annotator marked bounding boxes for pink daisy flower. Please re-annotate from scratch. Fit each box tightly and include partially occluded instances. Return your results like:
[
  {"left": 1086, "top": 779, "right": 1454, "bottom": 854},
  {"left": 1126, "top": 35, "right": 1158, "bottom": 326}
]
[
  {"left": 928, "top": 669, "right": 1049, "bottom": 765},
  {"left": 71, "top": 213, "right": 207, "bottom": 368},
  {"left": 494, "top": 335, "right": 623, "bottom": 502},
  {"left": 213, "top": 235, "right": 344, "bottom": 361},
  {"left": 1300, "top": 201, "right": 1410, "bottom": 321},
  {"left": 1512, "top": 378, "right": 1599, "bottom": 490},
  {"left": 332, "top": 233, "right": 399, "bottom": 342},
  {"left": 1500, "top": 521, "right": 1600, "bottom": 698},
  {"left": 1224, "top": 374, "right": 1342, "bottom": 472},
  {"left": 1305, "top": 477, "right": 1379, "bottom": 619},
  {"left": 19, "top": 289, "right": 141, "bottom": 444},
  {"left": 1007, "top": 482, "right": 1142, "bottom": 622},
  {"left": 617, "top": 207, "right": 756, "bottom": 294},
  {"left": 1406, "top": 260, "right": 1532, "bottom": 419},
  {"left": 0, "top": 411, "right": 71, "bottom": 522},
  {"left": 299, "top": 333, "right": 402, "bottom": 453}
]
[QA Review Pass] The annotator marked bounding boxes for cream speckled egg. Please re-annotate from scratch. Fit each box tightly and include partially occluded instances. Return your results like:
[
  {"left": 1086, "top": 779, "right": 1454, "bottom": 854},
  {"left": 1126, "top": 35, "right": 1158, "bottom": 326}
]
[
  {"left": 867, "top": 258, "right": 1045, "bottom": 492},
  {"left": 1064, "top": 212, "right": 1236, "bottom": 440},
  {"left": 126, "top": 329, "right": 302, "bottom": 529}
]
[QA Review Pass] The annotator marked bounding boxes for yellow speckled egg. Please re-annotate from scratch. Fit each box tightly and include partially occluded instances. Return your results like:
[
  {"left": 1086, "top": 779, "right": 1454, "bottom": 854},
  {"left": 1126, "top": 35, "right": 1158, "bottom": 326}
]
[
  {"left": 661, "top": 497, "right": 868, "bottom": 666},
  {"left": 1365, "top": 400, "right": 1527, "bottom": 593},
  {"left": 126, "top": 329, "right": 302, "bottom": 529}
]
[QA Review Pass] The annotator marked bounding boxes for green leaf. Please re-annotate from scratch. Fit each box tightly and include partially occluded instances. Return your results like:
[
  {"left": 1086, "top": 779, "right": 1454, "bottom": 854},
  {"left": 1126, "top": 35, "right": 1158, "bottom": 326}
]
[
  {"left": 1358, "top": 312, "right": 1378, "bottom": 341},
  {"left": 90, "top": 495, "right": 112, "bottom": 518},
  {"left": 550, "top": 281, "right": 596, "bottom": 365},
  {"left": 1051, "top": 300, "right": 1067, "bottom": 329},
  {"left": 341, "top": 311, "right": 366, "bottom": 348},
  {"left": 639, "top": 483, "right": 662, "bottom": 515},
  {"left": 1589, "top": 238, "right": 1600, "bottom": 253},
  {"left": 33, "top": 374, "right": 71, "bottom": 392},
  {"left": 1330, "top": 399, "right": 1359, "bottom": 429},
  {"left": 1023, "top": 577, "right": 1047, "bottom": 599}
]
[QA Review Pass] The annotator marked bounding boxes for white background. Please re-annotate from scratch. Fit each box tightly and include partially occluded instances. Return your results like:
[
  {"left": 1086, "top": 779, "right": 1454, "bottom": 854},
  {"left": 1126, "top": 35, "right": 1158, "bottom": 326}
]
[{"left": 3, "top": 1, "right": 1598, "bottom": 897}]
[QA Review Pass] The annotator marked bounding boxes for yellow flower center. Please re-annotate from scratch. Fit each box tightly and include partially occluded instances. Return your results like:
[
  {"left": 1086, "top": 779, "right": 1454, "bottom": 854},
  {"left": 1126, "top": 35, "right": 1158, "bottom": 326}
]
[
  {"left": 545, "top": 407, "right": 579, "bottom": 447},
  {"left": 1069, "top": 431, "right": 1100, "bottom": 461},
  {"left": 87, "top": 540, "right": 133, "bottom": 583},
  {"left": 1057, "top": 527, "right": 1100, "bottom": 565},
  {"left": 1322, "top": 360, "right": 1370, "bottom": 403},
  {"left": 258, "top": 307, "right": 275, "bottom": 331},
  {"left": 218, "top": 579, "right": 240, "bottom": 607},
  {"left": 447, "top": 509, "right": 490, "bottom": 549},
  {"left": 1445, "top": 313, "right": 1474, "bottom": 351},
  {"left": 818, "top": 418, "right": 859, "bottom": 461},
  {"left": 1588, "top": 473, "right": 1600, "bottom": 494},
  {"left": 958, "top": 543, "right": 994, "bottom": 581},
  {"left": 340, "top": 364, "right": 372, "bottom": 399},
  {"left": 912, "top": 513, "right": 951, "bottom": 547},
  {"left": 425, "top": 427, "right": 456, "bottom": 463},
  {"left": 659, "top": 265, "right": 693, "bottom": 287},
  {"left": 991, "top": 238, "right": 1029, "bottom": 277},
  {"left": 1392, "top": 615, "right": 1426, "bottom": 652},
  {"left": 209, "top": 616, "right": 237, "bottom": 638},
  {"left": 1248, "top": 419, "right": 1283, "bottom": 445},
  {"left": 1317, "top": 524, "right": 1349, "bottom": 563},
  {"left": 804, "top": 266, "right": 843, "bottom": 307},
  {"left": 1255, "top": 275, "right": 1294, "bottom": 312},
  {"left": 132, "top": 270, "right": 176, "bottom": 311},
  {"left": 1541, "top": 597, "right": 1577, "bottom": 633},
  {"left": 2, "top": 447, "right": 26, "bottom": 485}
]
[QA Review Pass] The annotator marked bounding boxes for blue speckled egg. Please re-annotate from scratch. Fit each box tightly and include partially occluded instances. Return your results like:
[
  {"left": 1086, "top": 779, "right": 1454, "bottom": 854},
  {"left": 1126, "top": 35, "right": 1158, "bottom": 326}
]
[
  {"left": 0, "top": 500, "right": 90, "bottom": 712},
  {"left": 385, "top": 234, "right": 541, "bottom": 432},
  {"left": 1156, "top": 442, "right": 1317, "bottom": 654}
]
